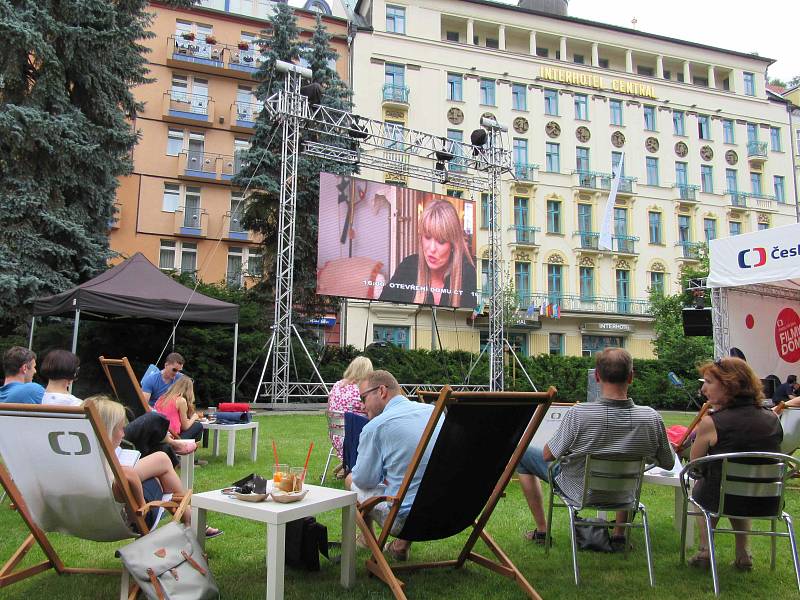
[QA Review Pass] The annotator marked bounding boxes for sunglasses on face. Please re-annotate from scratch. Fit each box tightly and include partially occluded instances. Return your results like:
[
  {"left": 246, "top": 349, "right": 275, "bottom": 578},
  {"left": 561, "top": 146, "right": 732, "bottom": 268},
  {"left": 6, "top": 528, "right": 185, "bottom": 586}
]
[{"left": 359, "top": 385, "right": 381, "bottom": 402}]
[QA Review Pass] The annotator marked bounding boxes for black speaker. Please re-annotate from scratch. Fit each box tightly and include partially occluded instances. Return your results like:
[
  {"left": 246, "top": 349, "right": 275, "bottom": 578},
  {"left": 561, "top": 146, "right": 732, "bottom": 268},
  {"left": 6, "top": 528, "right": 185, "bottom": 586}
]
[{"left": 682, "top": 308, "right": 713, "bottom": 336}]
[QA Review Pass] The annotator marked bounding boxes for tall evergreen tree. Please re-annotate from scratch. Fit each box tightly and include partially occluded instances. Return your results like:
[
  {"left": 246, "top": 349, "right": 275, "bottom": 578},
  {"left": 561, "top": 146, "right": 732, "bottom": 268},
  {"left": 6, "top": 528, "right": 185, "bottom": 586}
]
[
  {"left": 234, "top": 6, "right": 353, "bottom": 316},
  {"left": 0, "top": 0, "right": 194, "bottom": 332}
]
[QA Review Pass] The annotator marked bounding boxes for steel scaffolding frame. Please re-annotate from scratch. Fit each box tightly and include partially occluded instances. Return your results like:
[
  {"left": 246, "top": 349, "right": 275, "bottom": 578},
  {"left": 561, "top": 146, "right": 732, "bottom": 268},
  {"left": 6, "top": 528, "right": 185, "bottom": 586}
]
[{"left": 255, "top": 61, "right": 514, "bottom": 401}]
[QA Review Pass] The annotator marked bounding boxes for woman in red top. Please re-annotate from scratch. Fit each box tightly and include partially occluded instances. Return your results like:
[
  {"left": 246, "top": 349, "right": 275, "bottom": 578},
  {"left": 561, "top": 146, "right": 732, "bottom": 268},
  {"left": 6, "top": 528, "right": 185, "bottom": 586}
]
[{"left": 155, "top": 377, "right": 203, "bottom": 442}]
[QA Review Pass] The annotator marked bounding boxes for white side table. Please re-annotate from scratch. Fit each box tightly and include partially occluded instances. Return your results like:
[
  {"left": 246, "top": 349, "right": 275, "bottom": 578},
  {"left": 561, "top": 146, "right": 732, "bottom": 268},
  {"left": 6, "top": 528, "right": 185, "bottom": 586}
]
[
  {"left": 643, "top": 469, "right": 695, "bottom": 549},
  {"left": 202, "top": 421, "right": 259, "bottom": 467},
  {"left": 179, "top": 452, "right": 195, "bottom": 489},
  {"left": 192, "top": 485, "right": 357, "bottom": 600}
]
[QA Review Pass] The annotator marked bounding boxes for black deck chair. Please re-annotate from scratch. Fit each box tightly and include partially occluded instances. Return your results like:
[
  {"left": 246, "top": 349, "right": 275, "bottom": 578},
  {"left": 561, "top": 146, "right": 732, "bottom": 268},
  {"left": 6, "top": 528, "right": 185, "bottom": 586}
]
[
  {"left": 356, "top": 386, "right": 557, "bottom": 600},
  {"left": 98, "top": 356, "right": 151, "bottom": 420}
]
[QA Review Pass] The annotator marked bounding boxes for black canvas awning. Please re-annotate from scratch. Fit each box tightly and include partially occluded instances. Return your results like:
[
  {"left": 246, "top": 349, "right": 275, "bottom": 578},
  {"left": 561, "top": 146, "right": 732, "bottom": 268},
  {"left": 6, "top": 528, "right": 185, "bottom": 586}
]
[{"left": 33, "top": 253, "right": 239, "bottom": 325}]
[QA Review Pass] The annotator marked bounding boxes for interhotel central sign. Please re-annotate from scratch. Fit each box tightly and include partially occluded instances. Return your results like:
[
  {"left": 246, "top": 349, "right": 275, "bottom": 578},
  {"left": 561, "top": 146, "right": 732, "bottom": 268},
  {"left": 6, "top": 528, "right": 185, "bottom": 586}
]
[{"left": 538, "top": 67, "right": 658, "bottom": 99}]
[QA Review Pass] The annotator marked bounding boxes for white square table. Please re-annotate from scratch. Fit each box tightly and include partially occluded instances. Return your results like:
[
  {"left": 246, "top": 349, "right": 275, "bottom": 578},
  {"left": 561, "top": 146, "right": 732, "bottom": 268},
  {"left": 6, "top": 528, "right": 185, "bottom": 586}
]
[
  {"left": 644, "top": 463, "right": 695, "bottom": 549},
  {"left": 192, "top": 484, "right": 357, "bottom": 600},
  {"left": 202, "top": 421, "right": 258, "bottom": 467}
]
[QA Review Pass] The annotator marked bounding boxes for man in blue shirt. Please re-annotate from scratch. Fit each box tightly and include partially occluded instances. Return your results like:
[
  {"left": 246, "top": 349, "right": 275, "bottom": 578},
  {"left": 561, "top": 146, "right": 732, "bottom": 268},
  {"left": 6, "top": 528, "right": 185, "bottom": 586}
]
[
  {"left": 0, "top": 346, "right": 45, "bottom": 404},
  {"left": 140, "top": 352, "right": 185, "bottom": 407},
  {"left": 347, "top": 370, "right": 442, "bottom": 561}
]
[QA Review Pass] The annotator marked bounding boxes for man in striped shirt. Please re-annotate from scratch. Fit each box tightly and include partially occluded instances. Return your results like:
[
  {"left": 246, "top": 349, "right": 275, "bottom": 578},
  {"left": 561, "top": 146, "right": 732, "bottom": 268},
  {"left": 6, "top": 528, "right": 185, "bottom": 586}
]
[{"left": 517, "top": 347, "right": 674, "bottom": 545}]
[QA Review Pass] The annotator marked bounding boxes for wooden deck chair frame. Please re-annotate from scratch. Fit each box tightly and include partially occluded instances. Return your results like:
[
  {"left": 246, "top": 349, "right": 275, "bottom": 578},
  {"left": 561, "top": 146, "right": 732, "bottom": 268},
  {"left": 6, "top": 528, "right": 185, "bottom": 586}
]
[
  {"left": 356, "top": 386, "right": 556, "bottom": 600},
  {"left": 0, "top": 401, "right": 191, "bottom": 598},
  {"left": 99, "top": 356, "right": 151, "bottom": 419}
]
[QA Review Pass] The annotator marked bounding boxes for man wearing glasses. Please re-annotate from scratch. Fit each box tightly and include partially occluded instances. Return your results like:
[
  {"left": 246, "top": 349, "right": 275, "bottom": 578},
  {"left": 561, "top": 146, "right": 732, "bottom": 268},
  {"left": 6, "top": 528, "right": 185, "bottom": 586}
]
[
  {"left": 140, "top": 352, "right": 185, "bottom": 407},
  {"left": 0, "top": 346, "right": 45, "bottom": 404},
  {"left": 346, "top": 370, "right": 442, "bottom": 561}
]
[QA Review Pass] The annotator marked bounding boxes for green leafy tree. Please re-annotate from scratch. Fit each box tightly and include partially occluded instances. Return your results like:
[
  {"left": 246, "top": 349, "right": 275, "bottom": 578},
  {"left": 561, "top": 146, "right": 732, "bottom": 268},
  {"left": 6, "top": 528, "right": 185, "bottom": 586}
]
[
  {"left": 0, "top": 0, "right": 194, "bottom": 334},
  {"left": 234, "top": 5, "right": 353, "bottom": 316},
  {"left": 649, "top": 243, "right": 713, "bottom": 385}
]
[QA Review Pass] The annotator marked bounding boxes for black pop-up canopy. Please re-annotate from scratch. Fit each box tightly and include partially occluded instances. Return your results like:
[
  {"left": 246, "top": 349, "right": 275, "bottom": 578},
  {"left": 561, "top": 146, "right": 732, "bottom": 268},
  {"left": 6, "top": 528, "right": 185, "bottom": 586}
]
[{"left": 32, "top": 252, "right": 241, "bottom": 400}]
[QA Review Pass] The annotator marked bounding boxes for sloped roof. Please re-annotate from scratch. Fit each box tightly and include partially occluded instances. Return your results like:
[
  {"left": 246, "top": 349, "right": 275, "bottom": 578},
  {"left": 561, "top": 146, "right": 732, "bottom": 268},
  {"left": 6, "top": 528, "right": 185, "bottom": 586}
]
[{"left": 33, "top": 253, "right": 239, "bottom": 324}]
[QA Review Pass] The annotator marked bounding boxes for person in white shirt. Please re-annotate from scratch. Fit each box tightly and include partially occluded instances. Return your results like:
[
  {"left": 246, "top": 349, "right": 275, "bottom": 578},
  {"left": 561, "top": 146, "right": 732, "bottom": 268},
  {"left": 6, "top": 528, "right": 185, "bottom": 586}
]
[{"left": 40, "top": 349, "right": 83, "bottom": 406}]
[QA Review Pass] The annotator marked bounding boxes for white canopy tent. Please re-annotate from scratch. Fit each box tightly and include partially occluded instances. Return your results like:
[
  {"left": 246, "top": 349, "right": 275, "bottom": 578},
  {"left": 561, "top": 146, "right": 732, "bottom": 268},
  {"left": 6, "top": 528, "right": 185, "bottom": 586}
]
[{"left": 708, "top": 223, "right": 800, "bottom": 381}]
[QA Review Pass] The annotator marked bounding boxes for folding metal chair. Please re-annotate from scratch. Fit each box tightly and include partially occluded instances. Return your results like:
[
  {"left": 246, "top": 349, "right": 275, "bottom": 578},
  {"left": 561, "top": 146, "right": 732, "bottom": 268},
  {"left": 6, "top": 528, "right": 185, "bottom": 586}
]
[
  {"left": 679, "top": 451, "right": 800, "bottom": 596},
  {"left": 320, "top": 410, "right": 345, "bottom": 484},
  {"left": 545, "top": 454, "right": 654, "bottom": 587}
]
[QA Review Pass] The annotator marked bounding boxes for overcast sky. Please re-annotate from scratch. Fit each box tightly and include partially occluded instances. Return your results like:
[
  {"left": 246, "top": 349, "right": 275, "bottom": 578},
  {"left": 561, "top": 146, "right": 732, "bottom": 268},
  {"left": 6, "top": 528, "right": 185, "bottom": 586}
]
[{"left": 497, "top": 0, "right": 800, "bottom": 83}]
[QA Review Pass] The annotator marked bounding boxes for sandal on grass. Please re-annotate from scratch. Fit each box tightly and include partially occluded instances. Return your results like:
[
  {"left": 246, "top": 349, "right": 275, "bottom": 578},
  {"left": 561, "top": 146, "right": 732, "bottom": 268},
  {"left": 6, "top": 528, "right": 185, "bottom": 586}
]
[
  {"left": 733, "top": 553, "right": 753, "bottom": 571},
  {"left": 384, "top": 539, "right": 410, "bottom": 562},
  {"left": 205, "top": 526, "right": 223, "bottom": 539},
  {"left": 523, "top": 529, "right": 551, "bottom": 546},
  {"left": 687, "top": 551, "right": 710, "bottom": 570}
]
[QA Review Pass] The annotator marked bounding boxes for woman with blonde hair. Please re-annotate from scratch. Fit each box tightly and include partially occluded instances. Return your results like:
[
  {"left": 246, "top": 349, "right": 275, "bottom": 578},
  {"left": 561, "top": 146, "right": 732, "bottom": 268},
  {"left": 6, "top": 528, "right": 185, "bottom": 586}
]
[
  {"left": 380, "top": 199, "right": 477, "bottom": 308},
  {"left": 326, "top": 356, "right": 372, "bottom": 465},
  {"left": 88, "top": 395, "right": 221, "bottom": 537},
  {"left": 154, "top": 376, "right": 203, "bottom": 442},
  {"left": 687, "top": 357, "right": 782, "bottom": 571}
]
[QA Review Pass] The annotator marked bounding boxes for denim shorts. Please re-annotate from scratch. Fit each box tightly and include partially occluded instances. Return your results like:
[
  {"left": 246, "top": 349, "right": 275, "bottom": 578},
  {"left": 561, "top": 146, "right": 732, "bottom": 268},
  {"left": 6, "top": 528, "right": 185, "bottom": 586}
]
[{"left": 517, "top": 445, "right": 559, "bottom": 482}]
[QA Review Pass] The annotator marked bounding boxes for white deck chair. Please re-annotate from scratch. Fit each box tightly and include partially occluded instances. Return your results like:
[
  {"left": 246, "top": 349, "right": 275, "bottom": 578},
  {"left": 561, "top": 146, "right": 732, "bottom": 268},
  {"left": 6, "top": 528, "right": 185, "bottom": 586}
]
[
  {"left": 0, "top": 401, "right": 190, "bottom": 597},
  {"left": 780, "top": 406, "right": 800, "bottom": 455}
]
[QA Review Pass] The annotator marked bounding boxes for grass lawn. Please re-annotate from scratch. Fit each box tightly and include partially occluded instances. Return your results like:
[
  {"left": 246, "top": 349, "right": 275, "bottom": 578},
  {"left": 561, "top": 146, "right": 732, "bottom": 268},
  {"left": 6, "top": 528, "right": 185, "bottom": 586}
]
[{"left": 1, "top": 410, "right": 798, "bottom": 599}]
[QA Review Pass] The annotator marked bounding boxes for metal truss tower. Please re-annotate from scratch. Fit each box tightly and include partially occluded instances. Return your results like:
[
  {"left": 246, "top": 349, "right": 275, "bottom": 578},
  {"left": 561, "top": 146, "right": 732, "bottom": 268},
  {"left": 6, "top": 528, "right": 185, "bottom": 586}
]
[{"left": 257, "top": 61, "right": 513, "bottom": 401}]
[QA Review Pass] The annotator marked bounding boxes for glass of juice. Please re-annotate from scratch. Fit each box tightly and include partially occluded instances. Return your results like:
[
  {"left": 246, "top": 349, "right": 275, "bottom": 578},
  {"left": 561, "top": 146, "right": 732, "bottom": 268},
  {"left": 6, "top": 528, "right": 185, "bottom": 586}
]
[
  {"left": 273, "top": 463, "right": 288, "bottom": 486},
  {"left": 290, "top": 467, "right": 305, "bottom": 493}
]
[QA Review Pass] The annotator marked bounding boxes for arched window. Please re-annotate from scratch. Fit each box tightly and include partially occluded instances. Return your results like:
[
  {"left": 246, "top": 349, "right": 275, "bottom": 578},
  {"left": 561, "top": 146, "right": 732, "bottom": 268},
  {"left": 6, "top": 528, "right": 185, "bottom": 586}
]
[{"left": 304, "top": 0, "right": 332, "bottom": 15}]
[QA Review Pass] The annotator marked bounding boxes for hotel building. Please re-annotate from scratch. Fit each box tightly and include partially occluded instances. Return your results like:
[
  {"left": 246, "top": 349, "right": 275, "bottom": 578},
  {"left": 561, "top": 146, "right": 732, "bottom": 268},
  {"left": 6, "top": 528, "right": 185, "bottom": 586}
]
[
  {"left": 343, "top": 0, "right": 798, "bottom": 358},
  {"left": 111, "top": 1, "right": 350, "bottom": 287}
]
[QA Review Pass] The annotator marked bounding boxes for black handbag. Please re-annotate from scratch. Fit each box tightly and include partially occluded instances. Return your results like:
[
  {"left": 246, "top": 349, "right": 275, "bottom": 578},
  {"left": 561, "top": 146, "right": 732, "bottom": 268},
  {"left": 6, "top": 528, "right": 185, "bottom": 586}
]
[
  {"left": 573, "top": 517, "right": 614, "bottom": 553},
  {"left": 285, "top": 517, "right": 333, "bottom": 571}
]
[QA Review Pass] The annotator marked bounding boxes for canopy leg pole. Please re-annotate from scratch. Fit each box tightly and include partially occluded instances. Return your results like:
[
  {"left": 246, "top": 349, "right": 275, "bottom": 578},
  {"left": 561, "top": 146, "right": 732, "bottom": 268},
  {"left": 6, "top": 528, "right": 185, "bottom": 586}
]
[
  {"left": 69, "top": 309, "right": 80, "bottom": 394},
  {"left": 70, "top": 309, "right": 80, "bottom": 354},
  {"left": 28, "top": 317, "right": 36, "bottom": 350},
  {"left": 171, "top": 324, "right": 176, "bottom": 352},
  {"left": 231, "top": 323, "right": 239, "bottom": 402}
]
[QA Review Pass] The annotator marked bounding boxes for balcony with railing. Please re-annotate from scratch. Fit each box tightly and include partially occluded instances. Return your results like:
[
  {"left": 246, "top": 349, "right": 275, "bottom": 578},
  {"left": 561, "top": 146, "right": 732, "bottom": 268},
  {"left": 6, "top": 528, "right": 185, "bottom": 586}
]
[
  {"left": 516, "top": 292, "right": 652, "bottom": 317},
  {"left": 727, "top": 189, "right": 748, "bottom": 208},
  {"left": 179, "top": 151, "right": 218, "bottom": 181},
  {"left": 162, "top": 90, "right": 214, "bottom": 125},
  {"left": 382, "top": 83, "right": 410, "bottom": 106},
  {"left": 573, "top": 231, "right": 638, "bottom": 254},
  {"left": 220, "top": 154, "right": 243, "bottom": 181},
  {"left": 673, "top": 184, "right": 700, "bottom": 203},
  {"left": 747, "top": 140, "right": 768, "bottom": 165},
  {"left": 174, "top": 206, "right": 208, "bottom": 237},
  {"left": 514, "top": 164, "right": 539, "bottom": 182},
  {"left": 230, "top": 101, "right": 262, "bottom": 132},
  {"left": 228, "top": 46, "right": 267, "bottom": 75},
  {"left": 572, "top": 171, "right": 636, "bottom": 196},
  {"left": 675, "top": 241, "right": 702, "bottom": 260},
  {"left": 227, "top": 210, "right": 251, "bottom": 241},
  {"left": 508, "top": 225, "right": 540, "bottom": 246},
  {"left": 725, "top": 190, "right": 777, "bottom": 211},
  {"left": 167, "top": 36, "right": 225, "bottom": 74}
]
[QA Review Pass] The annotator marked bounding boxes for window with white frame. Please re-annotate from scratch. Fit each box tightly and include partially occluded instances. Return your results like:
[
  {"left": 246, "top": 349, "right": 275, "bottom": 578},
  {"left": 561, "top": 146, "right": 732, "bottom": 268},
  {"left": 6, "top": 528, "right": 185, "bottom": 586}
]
[
  {"left": 180, "top": 242, "right": 197, "bottom": 277},
  {"left": 167, "top": 128, "right": 184, "bottom": 156},
  {"left": 159, "top": 240, "right": 177, "bottom": 270},
  {"left": 163, "top": 183, "right": 180, "bottom": 212}
]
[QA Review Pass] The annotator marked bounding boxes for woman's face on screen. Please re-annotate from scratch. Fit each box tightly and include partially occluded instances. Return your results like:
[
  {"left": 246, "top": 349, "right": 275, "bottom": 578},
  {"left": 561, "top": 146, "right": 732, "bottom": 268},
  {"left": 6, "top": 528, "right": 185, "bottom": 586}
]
[{"left": 422, "top": 234, "right": 451, "bottom": 274}]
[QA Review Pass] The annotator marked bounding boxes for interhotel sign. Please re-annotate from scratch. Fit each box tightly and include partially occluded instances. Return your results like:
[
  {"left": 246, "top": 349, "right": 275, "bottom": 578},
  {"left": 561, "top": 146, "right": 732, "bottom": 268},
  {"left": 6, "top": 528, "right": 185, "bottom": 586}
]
[
  {"left": 538, "top": 67, "right": 658, "bottom": 100},
  {"left": 582, "top": 322, "right": 635, "bottom": 335}
]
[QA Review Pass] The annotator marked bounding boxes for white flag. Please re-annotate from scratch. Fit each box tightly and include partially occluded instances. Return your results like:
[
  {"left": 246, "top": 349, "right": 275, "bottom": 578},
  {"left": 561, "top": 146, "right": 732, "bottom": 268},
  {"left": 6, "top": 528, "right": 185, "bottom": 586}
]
[{"left": 599, "top": 152, "right": 624, "bottom": 251}]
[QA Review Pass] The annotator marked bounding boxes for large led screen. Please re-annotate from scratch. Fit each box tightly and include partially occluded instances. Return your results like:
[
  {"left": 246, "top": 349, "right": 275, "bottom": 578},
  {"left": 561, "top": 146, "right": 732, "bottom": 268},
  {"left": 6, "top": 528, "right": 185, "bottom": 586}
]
[{"left": 316, "top": 173, "right": 478, "bottom": 309}]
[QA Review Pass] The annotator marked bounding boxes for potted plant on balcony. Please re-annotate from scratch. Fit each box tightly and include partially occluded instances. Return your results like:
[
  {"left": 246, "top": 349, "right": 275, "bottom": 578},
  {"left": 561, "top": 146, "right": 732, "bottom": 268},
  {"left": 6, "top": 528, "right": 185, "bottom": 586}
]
[
  {"left": 237, "top": 40, "right": 250, "bottom": 50},
  {"left": 181, "top": 31, "right": 195, "bottom": 41},
  {"left": 204, "top": 35, "right": 217, "bottom": 45}
]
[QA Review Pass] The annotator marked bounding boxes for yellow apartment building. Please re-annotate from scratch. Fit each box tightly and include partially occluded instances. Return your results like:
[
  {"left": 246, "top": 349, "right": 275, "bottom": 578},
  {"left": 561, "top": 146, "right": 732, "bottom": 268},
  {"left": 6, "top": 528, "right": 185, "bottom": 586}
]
[
  {"left": 111, "top": 0, "right": 351, "bottom": 287},
  {"left": 344, "top": 0, "right": 798, "bottom": 358}
]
